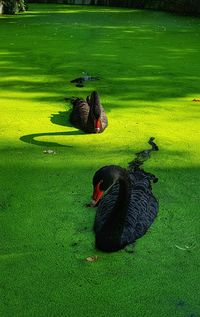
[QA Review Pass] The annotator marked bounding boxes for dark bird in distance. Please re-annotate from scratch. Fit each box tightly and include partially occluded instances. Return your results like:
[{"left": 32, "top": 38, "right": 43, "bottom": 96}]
[
  {"left": 70, "top": 72, "right": 100, "bottom": 87},
  {"left": 90, "top": 137, "right": 159, "bottom": 252},
  {"left": 68, "top": 91, "right": 108, "bottom": 133}
]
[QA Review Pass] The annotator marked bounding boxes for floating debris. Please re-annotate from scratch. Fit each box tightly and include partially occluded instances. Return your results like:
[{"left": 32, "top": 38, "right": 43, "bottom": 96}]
[
  {"left": 43, "top": 149, "right": 56, "bottom": 155},
  {"left": 86, "top": 255, "right": 99, "bottom": 262},
  {"left": 192, "top": 98, "right": 200, "bottom": 102},
  {"left": 85, "top": 201, "right": 95, "bottom": 208},
  {"left": 175, "top": 243, "right": 196, "bottom": 251}
]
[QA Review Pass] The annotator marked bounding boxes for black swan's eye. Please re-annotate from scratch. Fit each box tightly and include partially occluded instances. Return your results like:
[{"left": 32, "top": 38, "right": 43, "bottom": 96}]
[
  {"left": 95, "top": 180, "right": 103, "bottom": 191},
  {"left": 99, "top": 181, "right": 103, "bottom": 190}
]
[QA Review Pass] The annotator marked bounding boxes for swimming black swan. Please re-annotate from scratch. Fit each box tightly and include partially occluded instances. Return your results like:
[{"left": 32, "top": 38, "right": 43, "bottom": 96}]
[
  {"left": 70, "top": 73, "right": 100, "bottom": 87},
  {"left": 90, "top": 137, "right": 159, "bottom": 252},
  {"left": 69, "top": 91, "right": 108, "bottom": 133}
]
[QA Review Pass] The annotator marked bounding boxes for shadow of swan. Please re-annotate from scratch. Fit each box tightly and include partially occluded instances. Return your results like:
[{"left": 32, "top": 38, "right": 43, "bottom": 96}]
[
  {"left": 20, "top": 130, "right": 83, "bottom": 147},
  {"left": 50, "top": 110, "right": 73, "bottom": 128}
]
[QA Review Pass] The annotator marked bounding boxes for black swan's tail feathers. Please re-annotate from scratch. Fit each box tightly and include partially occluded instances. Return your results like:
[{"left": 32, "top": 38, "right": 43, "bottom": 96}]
[
  {"left": 64, "top": 97, "right": 83, "bottom": 106},
  {"left": 144, "top": 171, "right": 158, "bottom": 183},
  {"left": 128, "top": 137, "right": 159, "bottom": 171}
]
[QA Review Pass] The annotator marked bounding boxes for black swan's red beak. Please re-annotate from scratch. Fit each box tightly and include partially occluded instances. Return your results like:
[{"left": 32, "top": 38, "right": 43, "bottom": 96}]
[
  {"left": 92, "top": 182, "right": 103, "bottom": 206},
  {"left": 95, "top": 118, "right": 101, "bottom": 133}
]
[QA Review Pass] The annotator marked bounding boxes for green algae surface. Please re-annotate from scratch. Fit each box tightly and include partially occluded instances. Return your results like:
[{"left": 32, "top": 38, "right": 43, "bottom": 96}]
[{"left": 0, "top": 4, "right": 200, "bottom": 317}]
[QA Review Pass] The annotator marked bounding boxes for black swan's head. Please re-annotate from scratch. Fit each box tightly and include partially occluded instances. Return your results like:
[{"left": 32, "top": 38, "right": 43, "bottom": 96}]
[
  {"left": 92, "top": 165, "right": 125, "bottom": 206},
  {"left": 89, "top": 91, "right": 102, "bottom": 133}
]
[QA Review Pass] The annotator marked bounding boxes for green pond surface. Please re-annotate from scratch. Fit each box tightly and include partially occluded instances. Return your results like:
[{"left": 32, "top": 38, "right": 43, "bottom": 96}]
[{"left": 0, "top": 4, "right": 200, "bottom": 317}]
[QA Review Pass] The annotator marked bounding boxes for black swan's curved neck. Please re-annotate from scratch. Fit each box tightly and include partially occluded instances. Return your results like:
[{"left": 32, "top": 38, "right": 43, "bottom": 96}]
[
  {"left": 90, "top": 91, "right": 100, "bottom": 106},
  {"left": 114, "top": 173, "right": 130, "bottom": 222},
  {"left": 90, "top": 103, "right": 101, "bottom": 118},
  {"left": 88, "top": 91, "right": 101, "bottom": 118},
  {"left": 103, "top": 171, "right": 130, "bottom": 238}
]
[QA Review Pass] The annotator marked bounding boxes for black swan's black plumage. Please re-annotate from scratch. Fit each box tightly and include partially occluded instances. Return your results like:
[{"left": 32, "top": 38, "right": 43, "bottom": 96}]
[
  {"left": 69, "top": 91, "right": 108, "bottom": 133},
  {"left": 91, "top": 138, "right": 159, "bottom": 252}
]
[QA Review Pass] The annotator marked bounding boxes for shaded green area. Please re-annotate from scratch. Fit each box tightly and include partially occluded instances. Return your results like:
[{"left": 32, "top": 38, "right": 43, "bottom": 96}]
[
  {"left": 28, "top": 0, "right": 200, "bottom": 16},
  {"left": 0, "top": 5, "right": 200, "bottom": 317}
]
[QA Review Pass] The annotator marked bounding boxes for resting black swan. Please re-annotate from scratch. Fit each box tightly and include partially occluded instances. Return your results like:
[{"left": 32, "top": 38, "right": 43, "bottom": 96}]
[
  {"left": 69, "top": 91, "right": 108, "bottom": 133},
  {"left": 90, "top": 137, "right": 159, "bottom": 252}
]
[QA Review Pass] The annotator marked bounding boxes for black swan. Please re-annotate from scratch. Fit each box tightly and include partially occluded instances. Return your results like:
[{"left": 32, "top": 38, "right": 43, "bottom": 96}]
[
  {"left": 70, "top": 73, "right": 100, "bottom": 87},
  {"left": 90, "top": 137, "right": 159, "bottom": 252},
  {"left": 69, "top": 91, "right": 108, "bottom": 133}
]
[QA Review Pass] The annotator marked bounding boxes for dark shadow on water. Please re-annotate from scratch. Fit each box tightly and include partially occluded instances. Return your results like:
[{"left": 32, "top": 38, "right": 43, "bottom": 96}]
[
  {"left": 50, "top": 110, "right": 73, "bottom": 128},
  {"left": 20, "top": 130, "right": 83, "bottom": 147}
]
